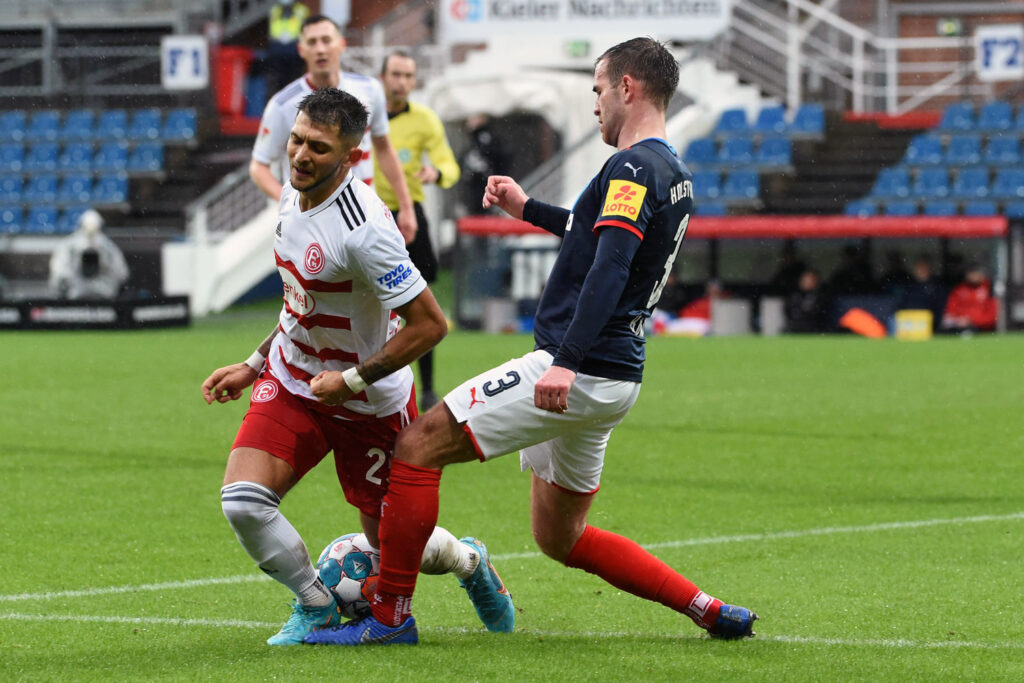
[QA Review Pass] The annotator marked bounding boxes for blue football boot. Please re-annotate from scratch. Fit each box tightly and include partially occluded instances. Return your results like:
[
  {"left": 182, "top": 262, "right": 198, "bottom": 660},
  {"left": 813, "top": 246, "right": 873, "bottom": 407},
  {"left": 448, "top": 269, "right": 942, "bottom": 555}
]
[
  {"left": 708, "top": 604, "right": 758, "bottom": 639},
  {"left": 304, "top": 614, "right": 418, "bottom": 646},
  {"left": 266, "top": 600, "right": 341, "bottom": 646},
  {"left": 458, "top": 537, "right": 515, "bottom": 633}
]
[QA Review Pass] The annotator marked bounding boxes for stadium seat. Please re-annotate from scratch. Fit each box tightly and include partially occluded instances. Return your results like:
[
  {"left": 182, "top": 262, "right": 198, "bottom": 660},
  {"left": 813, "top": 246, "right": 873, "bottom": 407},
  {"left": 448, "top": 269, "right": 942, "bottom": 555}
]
[
  {"left": 844, "top": 199, "right": 877, "bottom": 217},
  {"left": 683, "top": 138, "right": 716, "bottom": 167},
  {"left": 923, "top": 200, "right": 958, "bottom": 217},
  {"left": 713, "top": 108, "right": 749, "bottom": 137},
  {"left": 753, "top": 105, "right": 787, "bottom": 136},
  {"left": 0, "top": 144, "right": 25, "bottom": 173},
  {"left": 754, "top": 137, "right": 793, "bottom": 167},
  {"left": 93, "top": 174, "right": 128, "bottom": 204},
  {"left": 789, "top": 103, "right": 825, "bottom": 137},
  {"left": 0, "top": 111, "right": 27, "bottom": 143},
  {"left": 913, "top": 168, "right": 951, "bottom": 198},
  {"left": 721, "top": 170, "right": 760, "bottom": 200},
  {"left": 976, "top": 101, "right": 1013, "bottom": 133},
  {"left": 59, "top": 143, "right": 94, "bottom": 173},
  {"left": 23, "top": 174, "right": 58, "bottom": 203},
  {"left": 962, "top": 200, "right": 998, "bottom": 216},
  {"left": 27, "top": 110, "right": 61, "bottom": 142},
  {"left": 695, "top": 201, "right": 728, "bottom": 216},
  {"left": 936, "top": 102, "right": 975, "bottom": 132},
  {"left": 58, "top": 174, "right": 94, "bottom": 205},
  {"left": 884, "top": 200, "right": 918, "bottom": 216},
  {"left": 96, "top": 110, "right": 128, "bottom": 140},
  {"left": 57, "top": 207, "right": 87, "bottom": 233},
  {"left": 1016, "top": 106, "right": 1024, "bottom": 132},
  {"left": 61, "top": 109, "right": 95, "bottom": 142},
  {"left": 951, "top": 168, "right": 990, "bottom": 199},
  {"left": 24, "top": 142, "right": 60, "bottom": 173},
  {"left": 0, "top": 176, "right": 23, "bottom": 203},
  {"left": 127, "top": 142, "right": 164, "bottom": 173},
  {"left": 983, "top": 136, "right": 1021, "bottom": 166},
  {"left": 902, "top": 135, "right": 943, "bottom": 166},
  {"left": 1004, "top": 200, "right": 1024, "bottom": 219},
  {"left": 25, "top": 205, "right": 59, "bottom": 234},
  {"left": 945, "top": 135, "right": 982, "bottom": 167},
  {"left": 991, "top": 169, "right": 1024, "bottom": 200},
  {"left": 692, "top": 170, "right": 722, "bottom": 199},
  {"left": 127, "top": 108, "right": 163, "bottom": 141},
  {"left": 717, "top": 137, "right": 754, "bottom": 165},
  {"left": 0, "top": 204, "right": 22, "bottom": 233},
  {"left": 161, "top": 108, "right": 198, "bottom": 141},
  {"left": 870, "top": 168, "right": 911, "bottom": 198},
  {"left": 93, "top": 142, "right": 129, "bottom": 173}
]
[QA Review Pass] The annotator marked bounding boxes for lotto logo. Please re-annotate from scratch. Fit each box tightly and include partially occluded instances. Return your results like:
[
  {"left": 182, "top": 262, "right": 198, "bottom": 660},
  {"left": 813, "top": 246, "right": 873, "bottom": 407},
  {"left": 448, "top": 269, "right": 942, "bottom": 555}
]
[
  {"left": 252, "top": 381, "right": 278, "bottom": 403},
  {"left": 601, "top": 181, "right": 646, "bottom": 219},
  {"left": 614, "top": 186, "right": 636, "bottom": 201},
  {"left": 305, "top": 243, "right": 325, "bottom": 275}
]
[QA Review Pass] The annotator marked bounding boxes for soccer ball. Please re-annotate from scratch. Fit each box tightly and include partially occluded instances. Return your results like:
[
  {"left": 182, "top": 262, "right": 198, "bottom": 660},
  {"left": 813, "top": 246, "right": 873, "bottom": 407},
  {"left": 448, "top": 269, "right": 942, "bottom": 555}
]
[{"left": 315, "top": 532, "right": 380, "bottom": 619}]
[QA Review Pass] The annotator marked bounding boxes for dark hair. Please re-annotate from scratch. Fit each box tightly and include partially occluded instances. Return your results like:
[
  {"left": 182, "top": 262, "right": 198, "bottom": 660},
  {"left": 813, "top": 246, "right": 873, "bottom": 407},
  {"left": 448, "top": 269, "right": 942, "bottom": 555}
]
[
  {"left": 297, "top": 88, "right": 368, "bottom": 144},
  {"left": 381, "top": 49, "right": 414, "bottom": 75},
  {"left": 301, "top": 14, "right": 341, "bottom": 33},
  {"left": 597, "top": 37, "right": 679, "bottom": 110}
]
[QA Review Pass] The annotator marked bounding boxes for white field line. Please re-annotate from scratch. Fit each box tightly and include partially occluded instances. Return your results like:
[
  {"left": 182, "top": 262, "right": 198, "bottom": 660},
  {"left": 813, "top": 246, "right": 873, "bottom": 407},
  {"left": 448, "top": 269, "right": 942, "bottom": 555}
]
[
  {"left": 2, "top": 613, "right": 1022, "bottom": 651},
  {"left": 3, "top": 511, "right": 1022, "bottom": 604}
]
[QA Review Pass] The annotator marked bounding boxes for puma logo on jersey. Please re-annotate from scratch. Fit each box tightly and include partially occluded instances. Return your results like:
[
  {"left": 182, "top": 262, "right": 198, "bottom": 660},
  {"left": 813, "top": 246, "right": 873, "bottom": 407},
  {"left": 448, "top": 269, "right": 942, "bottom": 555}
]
[
  {"left": 468, "top": 387, "right": 486, "bottom": 409},
  {"left": 624, "top": 162, "right": 643, "bottom": 177}
]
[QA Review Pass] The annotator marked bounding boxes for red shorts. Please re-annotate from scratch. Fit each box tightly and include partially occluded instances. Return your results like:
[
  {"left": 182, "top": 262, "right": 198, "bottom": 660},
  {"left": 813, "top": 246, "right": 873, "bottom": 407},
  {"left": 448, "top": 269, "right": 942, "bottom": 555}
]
[{"left": 232, "top": 372, "right": 418, "bottom": 518}]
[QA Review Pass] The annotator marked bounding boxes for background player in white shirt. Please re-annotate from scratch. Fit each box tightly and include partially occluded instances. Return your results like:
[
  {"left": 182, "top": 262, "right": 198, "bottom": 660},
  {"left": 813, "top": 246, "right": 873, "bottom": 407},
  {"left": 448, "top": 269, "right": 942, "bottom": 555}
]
[
  {"left": 203, "top": 88, "right": 510, "bottom": 646},
  {"left": 248, "top": 14, "right": 418, "bottom": 243}
]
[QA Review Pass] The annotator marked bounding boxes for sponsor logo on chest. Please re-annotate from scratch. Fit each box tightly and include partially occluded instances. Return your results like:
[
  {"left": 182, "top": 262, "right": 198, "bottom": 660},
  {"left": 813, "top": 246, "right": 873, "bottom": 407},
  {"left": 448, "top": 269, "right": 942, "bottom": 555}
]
[{"left": 279, "top": 267, "right": 316, "bottom": 316}]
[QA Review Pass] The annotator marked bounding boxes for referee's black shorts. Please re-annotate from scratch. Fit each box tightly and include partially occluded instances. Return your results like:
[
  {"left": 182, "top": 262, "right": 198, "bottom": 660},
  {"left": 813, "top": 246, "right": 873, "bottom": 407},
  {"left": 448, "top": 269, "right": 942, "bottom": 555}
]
[{"left": 395, "top": 202, "right": 438, "bottom": 284}]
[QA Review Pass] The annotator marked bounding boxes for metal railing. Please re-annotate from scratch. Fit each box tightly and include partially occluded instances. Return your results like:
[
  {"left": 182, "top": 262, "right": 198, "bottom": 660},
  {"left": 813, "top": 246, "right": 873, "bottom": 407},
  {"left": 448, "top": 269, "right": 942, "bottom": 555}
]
[{"left": 185, "top": 163, "right": 270, "bottom": 244}]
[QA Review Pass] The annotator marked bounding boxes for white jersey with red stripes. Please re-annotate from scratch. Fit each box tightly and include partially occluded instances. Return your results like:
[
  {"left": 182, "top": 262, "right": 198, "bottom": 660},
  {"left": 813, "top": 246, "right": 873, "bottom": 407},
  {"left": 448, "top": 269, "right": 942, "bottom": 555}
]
[
  {"left": 251, "top": 71, "right": 388, "bottom": 186},
  {"left": 267, "top": 173, "right": 425, "bottom": 419}
]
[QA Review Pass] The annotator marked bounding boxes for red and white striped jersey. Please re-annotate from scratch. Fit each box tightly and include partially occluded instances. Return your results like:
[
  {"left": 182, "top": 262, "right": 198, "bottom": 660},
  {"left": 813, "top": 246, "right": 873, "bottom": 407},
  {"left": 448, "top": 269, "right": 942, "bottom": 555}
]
[
  {"left": 267, "top": 173, "right": 425, "bottom": 419},
  {"left": 252, "top": 71, "right": 388, "bottom": 186}
]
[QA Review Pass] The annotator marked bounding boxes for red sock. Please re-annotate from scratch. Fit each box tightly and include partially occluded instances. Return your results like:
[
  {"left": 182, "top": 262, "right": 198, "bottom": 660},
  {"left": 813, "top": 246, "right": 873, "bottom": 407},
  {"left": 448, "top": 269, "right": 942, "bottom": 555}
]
[
  {"left": 371, "top": 460, "right": 441, "bottom": 626},
  {"left": 565, "top": 525, "right": 722, "bottom": 630}
]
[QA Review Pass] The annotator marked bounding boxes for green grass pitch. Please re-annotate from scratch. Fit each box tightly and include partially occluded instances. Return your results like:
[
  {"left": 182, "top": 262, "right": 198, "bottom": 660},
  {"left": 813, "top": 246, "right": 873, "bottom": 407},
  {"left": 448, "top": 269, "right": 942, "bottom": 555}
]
[{"left": 2, "top": 304, "right": 1023, "bottom": 680}]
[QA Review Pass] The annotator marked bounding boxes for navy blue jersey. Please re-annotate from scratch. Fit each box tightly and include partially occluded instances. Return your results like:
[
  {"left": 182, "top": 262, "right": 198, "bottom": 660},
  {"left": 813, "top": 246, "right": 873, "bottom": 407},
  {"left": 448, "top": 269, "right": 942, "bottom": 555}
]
[{"left": 530, "top": 138, "right": 693, "bottom": 382}]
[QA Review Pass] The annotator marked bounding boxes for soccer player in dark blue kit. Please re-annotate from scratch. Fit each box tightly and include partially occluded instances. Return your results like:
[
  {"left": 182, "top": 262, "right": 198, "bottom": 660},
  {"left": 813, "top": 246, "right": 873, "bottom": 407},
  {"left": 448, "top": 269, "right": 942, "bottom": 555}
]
[{"left": 305, "top": 36, "right": 758, "bottom": 646}]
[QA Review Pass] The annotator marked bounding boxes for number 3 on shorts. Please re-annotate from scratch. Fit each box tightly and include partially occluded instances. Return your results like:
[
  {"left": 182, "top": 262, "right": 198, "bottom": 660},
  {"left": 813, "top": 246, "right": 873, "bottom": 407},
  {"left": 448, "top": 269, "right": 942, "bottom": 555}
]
[{"left": 482, "top": 371, "right": 521, "bottom": 397}]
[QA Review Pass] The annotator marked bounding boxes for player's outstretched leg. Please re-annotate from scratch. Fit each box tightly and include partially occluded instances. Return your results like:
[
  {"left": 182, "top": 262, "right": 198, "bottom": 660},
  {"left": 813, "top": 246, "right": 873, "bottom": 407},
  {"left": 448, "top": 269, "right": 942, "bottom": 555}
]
[
  {"left": 304, "top": 614, "right": 419, "bottom": 646},
  {"left": 457, "top": 537, "right": 515, "bottom": 632},
  {"left": 708, "top": 604, "right": 759, "bottom": 639},
  {"left": 267, "top": 600, "right": 342, "bottom": 646}
]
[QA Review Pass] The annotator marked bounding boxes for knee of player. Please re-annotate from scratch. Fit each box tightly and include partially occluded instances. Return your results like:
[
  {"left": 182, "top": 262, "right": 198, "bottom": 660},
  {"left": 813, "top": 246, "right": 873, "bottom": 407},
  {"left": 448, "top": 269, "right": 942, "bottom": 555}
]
[
  {"left": 531, "top": 526, "right": 572, "bottom": 564},
  {"left": 220, "top": 481, "right": 280, "bottom": 530}
]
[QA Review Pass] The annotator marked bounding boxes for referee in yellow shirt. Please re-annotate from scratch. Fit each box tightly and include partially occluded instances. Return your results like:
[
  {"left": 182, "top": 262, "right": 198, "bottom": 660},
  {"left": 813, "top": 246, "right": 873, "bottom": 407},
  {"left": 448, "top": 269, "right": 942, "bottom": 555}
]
[{"left": 375, "top": 50, "right": 461, "bottom": 410}]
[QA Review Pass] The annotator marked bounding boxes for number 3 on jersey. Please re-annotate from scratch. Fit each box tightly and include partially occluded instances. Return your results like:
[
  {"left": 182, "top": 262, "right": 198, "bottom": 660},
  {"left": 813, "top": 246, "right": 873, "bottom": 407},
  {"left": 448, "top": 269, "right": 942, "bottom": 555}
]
[{"left": 646, "top": 215, "right": 690, "bottom": 308}]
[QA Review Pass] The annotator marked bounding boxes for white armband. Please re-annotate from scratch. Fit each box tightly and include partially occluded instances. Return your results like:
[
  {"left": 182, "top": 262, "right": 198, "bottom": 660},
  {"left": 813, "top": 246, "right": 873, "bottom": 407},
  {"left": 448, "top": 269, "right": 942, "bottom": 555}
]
[
  {"left": 342, "top": 366, "right": 368, "bottom": 393},
  {"left": 244, "top": 350, "right": 266, "bottom": 373}
]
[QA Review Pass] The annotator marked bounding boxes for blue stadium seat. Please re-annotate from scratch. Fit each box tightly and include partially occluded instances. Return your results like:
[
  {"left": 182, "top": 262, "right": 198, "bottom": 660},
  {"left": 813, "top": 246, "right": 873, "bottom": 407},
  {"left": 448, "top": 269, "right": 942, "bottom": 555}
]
[
  {"left": 27, "top": 110, "right": 61, "bottom": 142},
  {"left": 683, "top": 138, "right": 716, "bottom": 167},
  {"left": 936, "top": 102, "right": 975, "bottom": 132},
  {"left": 58, "top": 174, "right": 94, "bottom": 205},
  {"left": 951, "top": 168, "right": 990, "bottom": 199},
  {"left": 57, "top": 207, "right": 88, "bottom": 233},
  {"left": 1004, "top": 200, "right": 1024, "bottom": 219},
  {"left": 721, "top": 170, "right": 760, "bottom": 200},
  {"left": 96, "top": 110, "right": 128, "bottom": 140},
  {"left": 0, "top": 176, "right": 23, "bottom": 203},
  {"left": 962, "top": 200, "right": 998, "bottom": 216},
  {"left": 992, "top": 169, "right": 1024, "bottom": 200},
  {"left": 983, "top": 136, "right": 1021, "bottom": 166},
  {"left": 0, "top": 205, "right": 22, "bottom": 233},
  {"left": 24, "top": 143, "right": 59, "bottom": 173},
  {"left": 161, "top": 108, "right": 198, "bottom": 141},
  {"left": 61, "top": 109, "right": 95, "bottom": 142},
  {"left": 717, "top": 137, "right": 754, "bottom": 165},
  {"left": 923, "top": 200, "right": 958, "bottom": 217},
  {"left": 870, "top": 168, "right": 911, "bottom": 198},
  {"left": 945, "top": 135, "right": 982, "bottom": 167},
  {"left": 884, "top": 200, "right": 918, "bottom": 216},
  {"left": 93, "top": 174, "right": 128, "bottom": 204},
  {"left": 753, "top": 105, "right": 787, "bottom": 136},
  {"left": 754, "top": 137, "right": 792, "bottom": 167},
  {"left": 59, "top": 143, "right": 94, "bottom": 173},
  {"left": 25, "top": 205, "right": 59, "bottom": 234},
  {"left": 714, "top": 108, "right": 749, "bottom": 137},
  {"left": 902, "top": 135, "right": 943, "bottom": 166},
  {"left": 694, "top": 201, "right": 728, "bottom": 216},
  {"left": 789, "top": 103, "right": 825, "bottom": 137},
  {"left": 913, "top": 168, "right": 951, "bottom": 198},
  {"left": 692, "top": 171, "right": 722, "bottom": 199},
  {"left": 128, "top": 108, "right": 162, "bottom": 141},
  {"left": 0, "top": 111, "right": 27, "bottom": 143},
  {"left": 976, "top": 101, "right": 1013, "bottom": 133},
  {"left": 127, "top": 142, "right": 164, "bottom": 173},
  {"left": 844, "top": 199, "right": 877, "bottom": 217},
  {"left": 23, "top": 174, "right": 58, "bottom": 203},
  {"left": 93, "top": 142, "right": 129, "bottom": 173},
  {"left": 0, "top": 144, "right": 24, "bottom": 173},
  {"left": 1016, "top": 105, "right": 1024, "bottom": 132}
]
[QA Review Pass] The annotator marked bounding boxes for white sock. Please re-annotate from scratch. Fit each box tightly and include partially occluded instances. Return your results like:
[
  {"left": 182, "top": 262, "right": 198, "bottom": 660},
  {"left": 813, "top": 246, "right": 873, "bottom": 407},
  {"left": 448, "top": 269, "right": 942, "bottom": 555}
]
[
  {"left": 221, "top": 481, "right": 333, "bottom": 607},
  {"left": 418, "top": 526, "right": 480, "bottom": 579}
]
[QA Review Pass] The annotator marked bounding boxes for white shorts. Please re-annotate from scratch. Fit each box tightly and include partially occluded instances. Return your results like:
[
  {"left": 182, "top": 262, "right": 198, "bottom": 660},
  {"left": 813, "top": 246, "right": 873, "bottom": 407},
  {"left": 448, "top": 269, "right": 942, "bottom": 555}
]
[{"left": 444, "top": 350, "right": 641, "bottom": 493}]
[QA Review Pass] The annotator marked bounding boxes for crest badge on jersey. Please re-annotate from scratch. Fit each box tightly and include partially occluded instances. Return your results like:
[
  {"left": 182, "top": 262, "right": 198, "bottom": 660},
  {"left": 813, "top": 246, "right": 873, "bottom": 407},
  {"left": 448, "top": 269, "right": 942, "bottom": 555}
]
[
  {"left": 252, "top": 380, "right": 278, "bottom": 403},
  {"left": 304, "top": 243, "right": 325, "bottom": 275},
  {"left": 601, "top": 181, "right": 647, "bottom": 219}
]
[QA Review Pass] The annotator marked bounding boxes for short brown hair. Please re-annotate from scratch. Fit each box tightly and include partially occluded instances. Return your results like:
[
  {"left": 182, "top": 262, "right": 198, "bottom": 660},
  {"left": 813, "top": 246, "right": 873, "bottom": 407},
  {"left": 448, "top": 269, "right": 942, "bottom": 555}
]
[{"left": 598, "top": 37, "right": 679, "bottom": 110}]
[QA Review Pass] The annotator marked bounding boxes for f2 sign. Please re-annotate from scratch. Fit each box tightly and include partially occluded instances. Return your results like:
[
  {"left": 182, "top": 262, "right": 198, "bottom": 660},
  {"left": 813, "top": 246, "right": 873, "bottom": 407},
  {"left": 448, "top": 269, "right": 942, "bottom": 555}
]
[
  {"left": 161, "top": 36, "right": 209, "bottom": 90},
  {"left": 975, "top": 24, "right": 1024, "bottom": 82}
]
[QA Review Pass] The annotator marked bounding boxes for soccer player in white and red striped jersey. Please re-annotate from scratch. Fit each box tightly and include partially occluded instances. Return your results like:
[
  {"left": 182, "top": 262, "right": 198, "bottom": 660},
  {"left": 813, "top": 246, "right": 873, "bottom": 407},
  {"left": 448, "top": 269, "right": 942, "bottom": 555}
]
[
  {"left": 202, "top": 88, "right": 509, "bottom": 646},
  {"left": 248, "top": 14, "right": 418, "bottom": 243}
]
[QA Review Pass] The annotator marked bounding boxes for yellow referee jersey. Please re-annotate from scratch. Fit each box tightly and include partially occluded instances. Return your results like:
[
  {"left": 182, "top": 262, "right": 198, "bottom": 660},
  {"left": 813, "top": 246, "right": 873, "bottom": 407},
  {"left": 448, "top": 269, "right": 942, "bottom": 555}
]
[{"left": 374, "top": 101, "right": 460, "bottom": 210}]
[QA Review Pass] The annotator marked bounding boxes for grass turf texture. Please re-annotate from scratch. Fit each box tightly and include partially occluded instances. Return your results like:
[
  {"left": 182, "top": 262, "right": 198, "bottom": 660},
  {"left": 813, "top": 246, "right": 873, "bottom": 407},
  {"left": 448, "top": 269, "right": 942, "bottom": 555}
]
[{"left": 2, "top": 306, "right": 1023, "bottom": 681}]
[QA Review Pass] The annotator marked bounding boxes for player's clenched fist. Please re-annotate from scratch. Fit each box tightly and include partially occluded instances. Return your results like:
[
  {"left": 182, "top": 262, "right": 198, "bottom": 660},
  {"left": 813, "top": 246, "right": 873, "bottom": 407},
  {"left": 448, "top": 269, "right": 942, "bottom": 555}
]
[
  {"left": 202, "top": 364, "right": 257, "bottom": 404},
  {"left": 482, "top": 175, "right": 528, "bottom": 219},
  {"left": 310, "top": 370, "right": 354, "bottom": 406}
]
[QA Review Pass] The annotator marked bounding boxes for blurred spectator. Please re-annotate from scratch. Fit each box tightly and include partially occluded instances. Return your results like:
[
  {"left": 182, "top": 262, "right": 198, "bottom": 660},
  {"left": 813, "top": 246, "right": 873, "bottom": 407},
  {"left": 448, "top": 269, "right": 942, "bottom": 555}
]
[
  {"left": 941, "top": 263, "right": 998, "bottom": 333},
  {"left": 827, "top": 244, "right": 876, "bottom": 297},
  {"left": 784, "top": 269, "right": 827, "bottom": 333},
  {"left": 48, "top": 209, "right": 128, "bottom": 300},
  {"left": 460, "top": 114, "right": 509, "bottom": 215},
  {"left": 899, "top": 256, "right": 946, "bottom": 325},
  {"left": 266, "top": 0, "right": 309, "bottom": 93},
  {"left": 879, "top": 249, "right": 914, "bottom": 297},
  {"left": 768, "top": 240, "right": 806, "bottom": 296}
]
